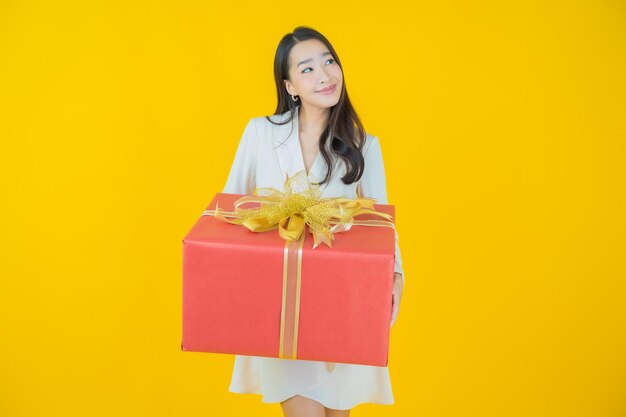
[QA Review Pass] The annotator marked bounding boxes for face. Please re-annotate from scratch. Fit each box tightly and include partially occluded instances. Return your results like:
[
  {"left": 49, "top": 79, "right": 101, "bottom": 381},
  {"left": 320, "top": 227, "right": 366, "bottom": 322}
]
[{"left": 284, "top": 39, "right": 343, "bottom": 110}]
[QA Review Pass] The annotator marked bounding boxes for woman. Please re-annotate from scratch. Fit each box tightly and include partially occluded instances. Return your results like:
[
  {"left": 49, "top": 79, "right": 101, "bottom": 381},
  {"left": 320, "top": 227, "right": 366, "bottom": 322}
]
[{"left": 223, "top": 26, "right": 405, "bottom": 417}]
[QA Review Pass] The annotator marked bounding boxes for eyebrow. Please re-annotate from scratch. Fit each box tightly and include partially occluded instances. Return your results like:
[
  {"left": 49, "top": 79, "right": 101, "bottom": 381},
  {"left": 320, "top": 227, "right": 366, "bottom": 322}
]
[{"left": 297, "top": 52, "right": 333, "bottom": 67}]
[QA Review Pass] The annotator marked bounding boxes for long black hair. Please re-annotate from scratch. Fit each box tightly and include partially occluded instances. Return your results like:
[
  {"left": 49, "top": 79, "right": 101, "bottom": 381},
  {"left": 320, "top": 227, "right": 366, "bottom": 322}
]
[{"left": 265, "top": 25, "right": 367, "bottom": 187}]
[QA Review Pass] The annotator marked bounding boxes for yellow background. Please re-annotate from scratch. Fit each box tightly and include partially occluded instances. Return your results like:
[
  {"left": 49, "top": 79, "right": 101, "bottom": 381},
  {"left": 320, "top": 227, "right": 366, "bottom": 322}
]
[{"left": 1, "top": 1, "right": 625, "bottom": 416}]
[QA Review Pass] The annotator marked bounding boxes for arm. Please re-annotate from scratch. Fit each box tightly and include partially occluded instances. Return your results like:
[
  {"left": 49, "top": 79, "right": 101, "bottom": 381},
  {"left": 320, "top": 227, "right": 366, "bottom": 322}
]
[
  {"left": 357, "top": 135, "right": 405, "bottom": 286},
  {"left": 222, "top": 118, "right": 259, "bottom": 195}
]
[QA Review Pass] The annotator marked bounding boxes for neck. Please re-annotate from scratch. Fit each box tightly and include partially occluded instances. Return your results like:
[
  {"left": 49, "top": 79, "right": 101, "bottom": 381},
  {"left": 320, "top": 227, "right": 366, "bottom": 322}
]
[{"left": 298, "top": 105, "right": 330, "bottom": 136}]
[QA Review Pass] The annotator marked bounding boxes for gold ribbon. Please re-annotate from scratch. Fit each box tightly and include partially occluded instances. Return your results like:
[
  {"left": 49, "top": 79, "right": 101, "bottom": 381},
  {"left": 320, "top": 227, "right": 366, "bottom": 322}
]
[
  {"left": 210, "top": 170, "right": 395, "bottom": 249},
  {"left": 201, "top": 170, "right": 396, "bottom": 371}
]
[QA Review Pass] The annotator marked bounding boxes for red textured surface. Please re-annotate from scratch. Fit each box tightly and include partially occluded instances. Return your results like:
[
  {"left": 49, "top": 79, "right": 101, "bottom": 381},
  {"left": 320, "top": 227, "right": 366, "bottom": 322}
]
[{"left": 181, "top": 193, "right": 396, "bottom": 366}]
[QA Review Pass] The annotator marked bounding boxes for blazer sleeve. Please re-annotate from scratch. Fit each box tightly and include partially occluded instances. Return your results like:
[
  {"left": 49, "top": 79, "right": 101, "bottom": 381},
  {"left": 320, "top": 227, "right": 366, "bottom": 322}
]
[
  {"left": 222, "top": 118, "right": 259, "bottom": 195},
  {"left": 357, "top": 135, "right": 405, "bottom": 281}
]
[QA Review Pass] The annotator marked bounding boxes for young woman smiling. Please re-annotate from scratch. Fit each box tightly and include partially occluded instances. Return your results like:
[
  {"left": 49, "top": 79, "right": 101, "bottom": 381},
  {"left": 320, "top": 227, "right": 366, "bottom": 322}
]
[{"left": 224, "top": 26, "right": 405, "bottom": 417}]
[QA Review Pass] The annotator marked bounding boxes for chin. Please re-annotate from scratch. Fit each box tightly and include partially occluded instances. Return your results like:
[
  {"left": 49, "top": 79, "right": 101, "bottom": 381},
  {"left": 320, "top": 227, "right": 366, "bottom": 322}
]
[{"left": 313, "top": 96, "right": 340, "bottom": 109}]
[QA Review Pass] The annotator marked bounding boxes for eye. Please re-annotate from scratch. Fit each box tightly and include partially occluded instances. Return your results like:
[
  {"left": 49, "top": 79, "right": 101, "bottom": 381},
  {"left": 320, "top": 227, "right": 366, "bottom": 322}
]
[{"left": 301, "top": 58, "right": 335, "bottom": 73}]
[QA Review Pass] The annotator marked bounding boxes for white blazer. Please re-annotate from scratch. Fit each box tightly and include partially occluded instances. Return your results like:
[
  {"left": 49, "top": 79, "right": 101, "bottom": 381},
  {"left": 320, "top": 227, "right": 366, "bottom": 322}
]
[{"left": 222, "top": 105, "right": 404, "bottom": 278}]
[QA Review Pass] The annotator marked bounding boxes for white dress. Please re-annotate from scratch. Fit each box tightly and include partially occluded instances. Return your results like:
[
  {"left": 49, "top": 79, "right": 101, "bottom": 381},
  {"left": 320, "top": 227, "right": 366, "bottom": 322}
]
[{"left": 221, "top": 105, "right": 404, "bottom": 410}]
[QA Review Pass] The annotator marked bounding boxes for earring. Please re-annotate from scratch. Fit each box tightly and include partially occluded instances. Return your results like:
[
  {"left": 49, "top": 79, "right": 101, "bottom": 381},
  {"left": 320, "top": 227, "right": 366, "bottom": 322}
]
[{"left": 291, "top": 94, "right": 299, "bottom": 102}]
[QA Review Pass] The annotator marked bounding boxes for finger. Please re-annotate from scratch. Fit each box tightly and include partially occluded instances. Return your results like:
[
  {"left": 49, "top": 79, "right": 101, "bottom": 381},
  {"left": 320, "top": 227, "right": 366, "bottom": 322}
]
[
  {"left": 390, "top": 300, "right": 398, "bottom": 328},
  {"left": 393, "top": 303, "right": 400, "bottom": 323}
]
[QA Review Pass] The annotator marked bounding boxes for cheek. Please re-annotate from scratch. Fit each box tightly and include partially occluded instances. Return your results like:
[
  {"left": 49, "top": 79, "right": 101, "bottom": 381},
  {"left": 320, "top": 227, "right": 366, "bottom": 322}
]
[
  {"left": 297, "top": 76, "right": 317, "bottom": 91},
  {"left": 330, "top": 66, "right": 343, "bottom": 81}
]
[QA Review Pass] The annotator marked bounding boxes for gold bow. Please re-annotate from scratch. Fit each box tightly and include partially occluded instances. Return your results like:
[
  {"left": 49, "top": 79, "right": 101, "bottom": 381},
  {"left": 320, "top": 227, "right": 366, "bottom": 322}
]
[{"left": 213, "top": 169, "right": 394, "bottom": 249}]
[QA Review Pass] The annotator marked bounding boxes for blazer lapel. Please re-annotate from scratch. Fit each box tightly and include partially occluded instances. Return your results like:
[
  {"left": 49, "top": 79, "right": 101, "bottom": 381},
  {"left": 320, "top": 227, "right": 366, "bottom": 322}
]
[{"left": 274, "top": 106, "right": 304, "bottom": 183}]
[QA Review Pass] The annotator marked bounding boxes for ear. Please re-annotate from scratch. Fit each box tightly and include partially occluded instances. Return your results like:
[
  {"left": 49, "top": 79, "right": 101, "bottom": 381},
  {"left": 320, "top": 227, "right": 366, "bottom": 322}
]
[{"left": 284, "top": 79, "right": 294, "bottom": 96}]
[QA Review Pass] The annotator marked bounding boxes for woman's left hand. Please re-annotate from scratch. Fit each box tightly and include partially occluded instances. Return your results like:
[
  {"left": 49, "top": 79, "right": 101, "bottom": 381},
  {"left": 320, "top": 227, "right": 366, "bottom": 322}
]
[{"left": 390, "top": 272, "right": 404, "bottom": 328}]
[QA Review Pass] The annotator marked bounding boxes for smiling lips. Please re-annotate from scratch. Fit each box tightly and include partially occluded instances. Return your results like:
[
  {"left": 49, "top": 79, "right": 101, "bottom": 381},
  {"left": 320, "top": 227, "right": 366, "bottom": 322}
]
[{"left": 317, "top": 84, "right": 337, "bottom": 94}]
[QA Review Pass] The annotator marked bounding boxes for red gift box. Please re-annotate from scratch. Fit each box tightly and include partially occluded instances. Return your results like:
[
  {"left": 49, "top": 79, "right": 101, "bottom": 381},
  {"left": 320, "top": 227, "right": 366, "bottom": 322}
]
[{"left": 181, "top": 192, "right": 397, "bottom": 366}]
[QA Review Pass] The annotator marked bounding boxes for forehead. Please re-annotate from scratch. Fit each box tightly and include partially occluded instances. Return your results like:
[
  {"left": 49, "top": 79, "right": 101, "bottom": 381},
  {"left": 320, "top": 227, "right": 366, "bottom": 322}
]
[{"left": 290, "top": 39, "right": 331, "bottom": 63}]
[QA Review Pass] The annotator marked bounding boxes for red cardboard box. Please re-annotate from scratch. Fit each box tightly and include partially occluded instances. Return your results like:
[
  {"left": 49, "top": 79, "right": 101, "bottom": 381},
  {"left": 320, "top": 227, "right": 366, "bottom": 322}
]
[{"left": 181, "top": 192, "right": 396, "bottom": 366}]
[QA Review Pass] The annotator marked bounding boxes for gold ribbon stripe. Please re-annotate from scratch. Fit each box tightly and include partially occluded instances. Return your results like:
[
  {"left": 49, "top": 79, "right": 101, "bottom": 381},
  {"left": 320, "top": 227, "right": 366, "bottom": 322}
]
[{"left": 202, "top": 209, "right": 396, "bottom": 231}]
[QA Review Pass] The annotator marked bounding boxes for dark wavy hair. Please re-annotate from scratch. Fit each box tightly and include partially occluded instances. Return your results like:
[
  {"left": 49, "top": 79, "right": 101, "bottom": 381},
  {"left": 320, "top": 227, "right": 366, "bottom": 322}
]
[{"left": 265, "top": 26, "right": 367, "bottom": 187}]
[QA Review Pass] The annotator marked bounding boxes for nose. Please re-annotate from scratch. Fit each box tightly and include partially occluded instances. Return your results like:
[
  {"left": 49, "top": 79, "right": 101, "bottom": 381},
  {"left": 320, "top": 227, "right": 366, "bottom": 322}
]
[{"left": 317, "top": 65, "right": 331, "bottom": 84}]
